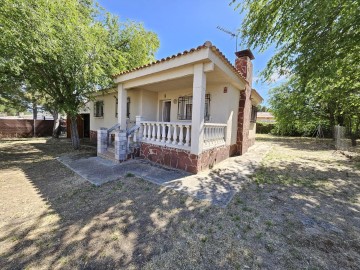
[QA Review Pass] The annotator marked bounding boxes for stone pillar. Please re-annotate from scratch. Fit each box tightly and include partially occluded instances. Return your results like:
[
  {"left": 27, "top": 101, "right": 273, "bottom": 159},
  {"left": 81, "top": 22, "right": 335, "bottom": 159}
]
[
  {"left": 236, "top": 85, "right": 252, "bottom": 155},
  {"left": 115, "top": 131, "right": 127, "bottom": 161},
  {"left": 190, "top": 63, "right": 206, "bottom": 155},
  {"left": 136, "top": 115, "right": 144, "bottom": 142},
  {"left": 97, "top": 128, "right": 108, "bottom": 154},
  {"left": 118, "top": 84, "right": 127, "bottom": 130}
]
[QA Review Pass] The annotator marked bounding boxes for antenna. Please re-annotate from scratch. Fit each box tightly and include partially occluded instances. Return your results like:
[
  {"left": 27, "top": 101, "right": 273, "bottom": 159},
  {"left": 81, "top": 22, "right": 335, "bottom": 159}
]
[{"left": 217, "top": 26, "right": 239, "bottom": 51}]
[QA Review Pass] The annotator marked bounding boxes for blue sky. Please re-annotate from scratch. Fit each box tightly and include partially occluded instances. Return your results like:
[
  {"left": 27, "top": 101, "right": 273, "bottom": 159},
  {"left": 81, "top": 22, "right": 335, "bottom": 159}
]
[{"left": 98, "top": 0, "right": 280, "bottom": 104}]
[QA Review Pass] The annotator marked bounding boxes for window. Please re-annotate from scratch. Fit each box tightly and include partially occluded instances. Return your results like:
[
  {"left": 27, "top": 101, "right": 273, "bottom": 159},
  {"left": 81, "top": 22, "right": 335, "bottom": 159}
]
[
  {"left": 177, "top": 94, "right": 210, "bottom": 121},
  {"left": 115, "top": 97, "right": 118, "bottom": 117},
  {"left": 250, "top": 105, "right": 257, "bottom": 123},
  {"left": 115, "top": 97, "right": 130, "bottom": 118},
  {"left": 94, "top": 101, "right": 104, "bottom": 117},
  {"left": 127, "top": 97, "right": 130, "bottom": 118}
]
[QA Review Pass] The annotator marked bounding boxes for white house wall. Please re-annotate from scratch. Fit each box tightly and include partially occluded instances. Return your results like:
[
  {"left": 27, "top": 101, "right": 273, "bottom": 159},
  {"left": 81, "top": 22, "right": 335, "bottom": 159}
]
[
  {"left": 150, "top": 83, "right": 240, "bottom": 145},
  {"left": 90, "top": 83, "right": 242, "bottom": 146},
  {"left": 90, "top": 93, "right": 117, "bottom": 131}
]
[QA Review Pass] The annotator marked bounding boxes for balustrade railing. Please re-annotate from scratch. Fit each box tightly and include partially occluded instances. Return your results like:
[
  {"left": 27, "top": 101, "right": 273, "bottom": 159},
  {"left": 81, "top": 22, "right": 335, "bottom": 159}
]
[
  {"left": 203, "top": 123, "right": 227, "bottom": 149},
  {"left": 140, "top": 121, "right": 191, "bottom": 149}
]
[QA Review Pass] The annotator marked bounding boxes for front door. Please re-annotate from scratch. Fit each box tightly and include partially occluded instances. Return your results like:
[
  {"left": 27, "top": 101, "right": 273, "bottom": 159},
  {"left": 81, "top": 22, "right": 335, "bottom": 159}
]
[{"left": 162, "top": 101, "right": 171, "bottom": 122}]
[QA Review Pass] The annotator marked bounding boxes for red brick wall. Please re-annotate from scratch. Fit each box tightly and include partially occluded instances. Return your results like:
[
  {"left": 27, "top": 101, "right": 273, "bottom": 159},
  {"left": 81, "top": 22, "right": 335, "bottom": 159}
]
[
  {"left": 90, "top": 130, "right": 97, "bottom": 142},
  {"left": 0, "top": 119, "right": 54, "bottom": 138},
  {"left": 236, "top": 85, "right": 253, "bottom": 155}
]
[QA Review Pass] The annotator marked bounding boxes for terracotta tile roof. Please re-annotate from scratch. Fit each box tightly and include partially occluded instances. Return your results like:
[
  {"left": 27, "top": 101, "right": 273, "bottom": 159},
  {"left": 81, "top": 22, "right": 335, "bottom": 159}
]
[
  {"left": 113, "top": 41, "right": 248, "bottom": 82},
  {"left": 257, "top": 112, "right": 274, "bottom": 118}
]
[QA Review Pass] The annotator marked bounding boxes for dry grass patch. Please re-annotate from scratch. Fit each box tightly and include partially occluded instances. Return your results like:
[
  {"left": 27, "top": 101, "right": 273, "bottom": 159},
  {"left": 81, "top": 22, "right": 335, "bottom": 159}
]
[{"left": 0, "top": 135, "right": 359, "bottom": 269}]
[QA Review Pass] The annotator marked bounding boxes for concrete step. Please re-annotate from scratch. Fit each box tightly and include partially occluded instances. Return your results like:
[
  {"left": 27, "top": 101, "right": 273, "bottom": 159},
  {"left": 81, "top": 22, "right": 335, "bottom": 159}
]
[{"left": 98, "top": 151, "right": 117, "bottom": 162}]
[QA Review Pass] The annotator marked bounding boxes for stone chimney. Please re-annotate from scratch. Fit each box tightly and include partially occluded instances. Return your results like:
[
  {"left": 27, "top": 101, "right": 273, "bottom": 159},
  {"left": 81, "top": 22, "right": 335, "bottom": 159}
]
[{"left": 235, "top": 49, "right": 255, "bottom": 86}]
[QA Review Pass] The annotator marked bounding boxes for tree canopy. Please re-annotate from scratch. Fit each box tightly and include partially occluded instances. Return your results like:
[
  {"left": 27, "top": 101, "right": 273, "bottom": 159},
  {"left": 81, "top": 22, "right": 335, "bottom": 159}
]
[
  {"left": 0, "top": 0, "right": 159, "bottom": 147},
  {"left": 233, "top": 0, "right": 360, "bottom": 142}
]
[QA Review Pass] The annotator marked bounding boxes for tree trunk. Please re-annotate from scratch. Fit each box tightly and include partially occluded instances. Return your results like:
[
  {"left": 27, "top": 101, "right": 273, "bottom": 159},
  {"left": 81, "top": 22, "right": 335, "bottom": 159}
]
[
  {"left": 32, "top": 101, "right": 37, "bottom": 120},
  {"left": 32, "top": 100, "right": 37, "bottom": 137},
  {"left": 52, "top": 111, "right": 61, "bottom": 138},
  {"left": 351, "top": 136, "right": 357, "bottom": 147},
  {"left": 70, "top": 116, "right": 80, "bottom": 150}
]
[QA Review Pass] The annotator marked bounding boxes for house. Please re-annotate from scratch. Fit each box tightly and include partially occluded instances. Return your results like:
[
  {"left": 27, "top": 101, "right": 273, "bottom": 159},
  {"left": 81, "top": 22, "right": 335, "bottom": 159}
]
[
  {"left": 89, "top": 41, "right": 263, "bottom": 173},
  {"left": 257, "top": 112, "right": 275, "bottom": 123}
]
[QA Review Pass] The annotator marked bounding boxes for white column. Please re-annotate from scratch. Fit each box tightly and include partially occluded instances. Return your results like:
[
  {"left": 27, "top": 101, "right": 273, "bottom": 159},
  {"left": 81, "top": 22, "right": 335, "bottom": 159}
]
[
  {"left": 143, "top": 123, "right": 147, "bottom": 140},
  {"left": 117, "top": 84, "right": 127, "bottom": 131},
  {"left": 178, "top": 125, "right": 184, "bottom": 146},
  {"left": 185, "top": 125, "right": 190, "bottom": 147},
  {"left": 156, "top": 123, "right": 161, "bottom": 142},
  {"left": 166, "top": 124, "right": 172, "bottom": 143},
  {"left": 190, "top": 63, "right": 206, "bottom": 155},
  {"left": 172, "top": 124, "right": 178, "bottom": 145},
  {"left": 151, "top": 123, "right": 156, "bottom": 141},
  {"left": 161, "top": 124, "right": 166, "bottom": 143}
]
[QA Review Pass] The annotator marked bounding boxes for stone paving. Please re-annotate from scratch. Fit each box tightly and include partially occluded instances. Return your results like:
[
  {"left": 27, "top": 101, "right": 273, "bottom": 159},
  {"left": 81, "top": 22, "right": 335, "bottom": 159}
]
[{"left": 57, "top": 142, "right": 271, "bottom": 207}]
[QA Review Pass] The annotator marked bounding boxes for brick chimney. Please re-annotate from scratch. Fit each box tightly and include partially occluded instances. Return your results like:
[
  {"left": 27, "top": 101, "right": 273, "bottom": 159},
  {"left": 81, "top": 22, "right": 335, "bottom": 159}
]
[{"left": 235, "top": 49, "right": 255, "bottom": 86}]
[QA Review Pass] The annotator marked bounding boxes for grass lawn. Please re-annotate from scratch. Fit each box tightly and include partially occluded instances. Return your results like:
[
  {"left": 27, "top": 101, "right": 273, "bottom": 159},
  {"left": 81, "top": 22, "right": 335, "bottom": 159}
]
[{"left": 0, "top": 135, "right": 359, "bottom": 269}]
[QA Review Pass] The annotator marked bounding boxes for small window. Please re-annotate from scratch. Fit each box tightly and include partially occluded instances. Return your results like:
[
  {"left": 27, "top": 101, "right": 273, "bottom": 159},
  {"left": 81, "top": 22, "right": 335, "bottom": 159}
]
[
  {"left": 115, "top": 97, "right": 130, "bottom": 118},
  {"left": 177, "top": 94, "right": 210, "bottom": 121},
  {"left": 115, "top": 97, "right": 118, "bottom": 117},
  {"left": 94, "top": 101, "right": 104, "bottom": 117},
  {"left": 127, "top": 97, "right": 130, "bottom": 118},
  {"left": 250, "top": 105, "right": 257, "bottom": 123}
]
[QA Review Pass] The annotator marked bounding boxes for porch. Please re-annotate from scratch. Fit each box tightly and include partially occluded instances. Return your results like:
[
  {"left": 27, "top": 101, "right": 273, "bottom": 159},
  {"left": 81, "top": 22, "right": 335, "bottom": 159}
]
[{"left": 94, "top": 42, "right": 249, "bottom": 172}]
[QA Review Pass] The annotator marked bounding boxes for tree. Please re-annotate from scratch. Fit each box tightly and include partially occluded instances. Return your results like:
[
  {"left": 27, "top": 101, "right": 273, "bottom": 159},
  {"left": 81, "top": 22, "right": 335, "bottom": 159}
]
[
  {"left": 0, "top": 0, "right": 159, "bottom": 148},
  {"left": 232, "top": 0, "right": 360, "bottom": 144}
]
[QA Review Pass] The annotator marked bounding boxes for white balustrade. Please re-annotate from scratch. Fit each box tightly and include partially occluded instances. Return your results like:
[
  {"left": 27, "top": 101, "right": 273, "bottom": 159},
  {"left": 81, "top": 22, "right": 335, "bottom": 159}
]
[
  {"left": 140, "top": 121, "right": 191, "bottom": 150},
  {"left": 203, "top": 123, "right": 227, "bottom": 149},
  {"left": 139, "top": 120, "right": 226, "bottom": 152}
]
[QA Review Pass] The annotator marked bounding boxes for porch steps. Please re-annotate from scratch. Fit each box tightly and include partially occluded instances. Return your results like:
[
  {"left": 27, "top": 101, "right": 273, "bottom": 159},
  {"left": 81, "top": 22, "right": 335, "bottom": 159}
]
[{"left": 98, "top": 147, "right": 117, "bottom": 162}]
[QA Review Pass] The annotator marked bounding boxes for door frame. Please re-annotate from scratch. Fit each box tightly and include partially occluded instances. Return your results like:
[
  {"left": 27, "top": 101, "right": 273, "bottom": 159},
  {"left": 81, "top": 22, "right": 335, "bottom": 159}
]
[{"left": 159, "top": 100, "right": 171, "bottom": 122}]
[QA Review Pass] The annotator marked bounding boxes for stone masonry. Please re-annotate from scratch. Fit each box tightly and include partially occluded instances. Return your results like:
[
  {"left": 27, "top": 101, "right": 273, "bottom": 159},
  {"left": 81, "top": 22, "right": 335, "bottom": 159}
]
[
  {"left": 115, "top": 131, "right": 127, "bottom": 161},
  {"left": 234, "top": 49, "right": 255, "bottom": 155},
  {"left": 140, "top": 142, "right": 238, "bottom": 174},
  {"left": 90, "top": 130, "right": 97, "bottom": 142},
  {"left": 97, "top": 128, "right": 108, "bottom": 154}
]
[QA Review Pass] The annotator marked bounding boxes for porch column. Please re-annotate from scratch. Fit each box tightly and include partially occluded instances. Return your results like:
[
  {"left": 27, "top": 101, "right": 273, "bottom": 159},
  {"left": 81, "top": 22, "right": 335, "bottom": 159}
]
[
  {"left": 190, "top": 63, "right": 206, "bottom": 155},
  {"left": 117, "top": 83, "right": 127, "bottom": 131}
]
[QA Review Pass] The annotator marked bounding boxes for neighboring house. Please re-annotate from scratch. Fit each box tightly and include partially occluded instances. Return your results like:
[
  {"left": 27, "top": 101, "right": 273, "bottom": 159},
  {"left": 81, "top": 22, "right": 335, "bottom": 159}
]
[
  {"left": 257, "top": 112, "right": 275, "bottom": 123},
  {"left": 90, "top": 41, "right": 263, "bottom": 173}
]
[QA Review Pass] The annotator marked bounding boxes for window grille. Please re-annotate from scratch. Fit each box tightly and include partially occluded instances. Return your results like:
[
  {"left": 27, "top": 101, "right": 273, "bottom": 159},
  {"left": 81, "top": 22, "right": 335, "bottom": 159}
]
[
  {"left": 94, "top": 101, "right": 104, "bottom": 117},
  {"left": 115, "top": 97, "right": 130, "bottom": 118},
  {"left": 250, "top": 105, "right": 257, "bottom": 123},
  {"left": 115, "top": 97, "right": 118, "bottom": 117},
  {"left": 127, "top": 97, "right": 130, "bottom": 118},
  {"left": 177, "top": 94, "right": 210, "bottom": 120}
]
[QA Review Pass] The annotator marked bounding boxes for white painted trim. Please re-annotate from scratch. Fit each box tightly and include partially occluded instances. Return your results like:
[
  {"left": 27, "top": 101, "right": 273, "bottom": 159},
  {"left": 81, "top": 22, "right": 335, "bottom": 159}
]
[
  {"left": 114, "top": 49, "right": 211, "bottom": 83},
  {"left": 190, "top": 63, "right": 206, "bottom": 155}
]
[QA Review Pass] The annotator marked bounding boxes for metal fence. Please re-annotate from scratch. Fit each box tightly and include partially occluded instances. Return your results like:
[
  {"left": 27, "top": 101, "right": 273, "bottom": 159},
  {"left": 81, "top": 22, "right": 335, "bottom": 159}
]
[{"left": 0, "top": 119, "right": 54, "bottom": 138}]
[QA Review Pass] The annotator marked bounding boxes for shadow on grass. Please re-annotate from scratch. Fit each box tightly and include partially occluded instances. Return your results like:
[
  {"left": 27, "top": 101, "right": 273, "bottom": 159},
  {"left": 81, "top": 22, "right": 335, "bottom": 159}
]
[
  {"left": 0, "top": 138, "right": 207, "bottom": 269},
  {"left": 1, "top": 137, "right": 360, "bottom": 269}
]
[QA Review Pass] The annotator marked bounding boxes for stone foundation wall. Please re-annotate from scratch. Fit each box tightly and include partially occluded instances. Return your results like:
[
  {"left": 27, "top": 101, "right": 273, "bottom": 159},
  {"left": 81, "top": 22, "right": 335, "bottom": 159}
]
[
  {"left": 140, "top": 143, "right": 199, "bottom": 173},
  {"left": 140, "top": 142, "right": 239, "bottom": 174},
  {"left": 198, "top": 145, "right": 231, "bottom": 171},
  {"left": 90, "top": 130, "right": 97, "bottom": 142}
]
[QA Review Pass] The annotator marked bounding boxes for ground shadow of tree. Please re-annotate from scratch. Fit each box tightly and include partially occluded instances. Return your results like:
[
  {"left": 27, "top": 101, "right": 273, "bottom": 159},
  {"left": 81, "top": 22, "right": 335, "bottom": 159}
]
[
  {"left": 0, "top": 138, "right": 209, "bottom": 269},
  {"left": 1, "top": 137, "right": 360, "bottom": 269}
]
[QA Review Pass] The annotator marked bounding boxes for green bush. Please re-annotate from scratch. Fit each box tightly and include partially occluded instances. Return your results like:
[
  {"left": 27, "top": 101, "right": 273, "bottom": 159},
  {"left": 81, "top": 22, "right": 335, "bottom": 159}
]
[{"left": 256, "top": 122, "right": 275, "bottom": 134}]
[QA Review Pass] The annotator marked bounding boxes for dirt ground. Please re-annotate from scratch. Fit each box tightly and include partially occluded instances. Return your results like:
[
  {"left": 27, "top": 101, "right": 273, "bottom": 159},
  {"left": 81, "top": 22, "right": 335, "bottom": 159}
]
[{"left": 0, "top": 135, "right": 359, "bottom": 270}]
